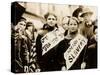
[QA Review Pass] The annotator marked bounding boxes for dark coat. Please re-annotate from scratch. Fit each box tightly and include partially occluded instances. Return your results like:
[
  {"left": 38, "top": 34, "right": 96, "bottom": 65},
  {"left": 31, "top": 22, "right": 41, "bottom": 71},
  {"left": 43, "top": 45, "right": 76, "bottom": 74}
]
[
  {"left": 36, "top": 24, "right": 64, "bottom": 71},
  {"left": 85, "top": 36, "right": 97, "bottom": 69},
  {"left": 11, "top": 30, "right": 29, "bottom": 73},
  {"left": 57, "top": 34, "right": 87, "bottom": 70}
]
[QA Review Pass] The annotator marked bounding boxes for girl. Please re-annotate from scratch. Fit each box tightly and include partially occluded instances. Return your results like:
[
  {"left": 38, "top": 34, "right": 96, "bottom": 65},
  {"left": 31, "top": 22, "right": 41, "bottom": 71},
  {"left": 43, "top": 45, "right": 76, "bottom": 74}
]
[
  {"left": 57, "top": 17, "right": 87, "bottom": 70},
  {"left": 36, "top": 12, "right": 64, "bottom": 71}
]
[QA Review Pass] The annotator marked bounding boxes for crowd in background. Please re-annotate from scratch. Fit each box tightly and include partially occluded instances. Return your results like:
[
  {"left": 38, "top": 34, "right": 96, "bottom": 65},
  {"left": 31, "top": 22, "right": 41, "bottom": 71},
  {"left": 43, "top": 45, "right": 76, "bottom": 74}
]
[{"left": 11, "top": 2, "right": 97, "bottom": 73}]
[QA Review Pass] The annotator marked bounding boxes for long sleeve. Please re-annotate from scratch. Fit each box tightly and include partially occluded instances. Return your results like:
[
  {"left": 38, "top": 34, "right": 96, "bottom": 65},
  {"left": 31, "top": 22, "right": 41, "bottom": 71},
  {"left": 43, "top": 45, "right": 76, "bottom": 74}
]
[{"left": 36, "top": 35, "right": 42, "bottom": 62}]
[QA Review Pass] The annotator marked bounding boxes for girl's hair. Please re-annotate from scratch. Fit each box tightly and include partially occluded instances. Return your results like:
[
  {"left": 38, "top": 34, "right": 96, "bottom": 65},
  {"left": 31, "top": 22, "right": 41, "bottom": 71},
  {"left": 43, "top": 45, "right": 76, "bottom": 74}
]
[
  {"left": 26, "top": 21, "right": 36, "bottom": 32},
  {"left": 26, "top": 22, "right": 35, "bottom": 40},
  {"left": 44, "top": 12, "right": 57, "bottom": 21},
  {"left": 26, "top": 22, "right": 34, "bottom": 29},
  {"left": 62, "top": 16, "right": 70, "bottom": 22},
  {"left": 19, "top": 17, "right": 26, "bottom": 23},
  {"left": 68, "top": 17, "right": 79, "bottom": 25}
]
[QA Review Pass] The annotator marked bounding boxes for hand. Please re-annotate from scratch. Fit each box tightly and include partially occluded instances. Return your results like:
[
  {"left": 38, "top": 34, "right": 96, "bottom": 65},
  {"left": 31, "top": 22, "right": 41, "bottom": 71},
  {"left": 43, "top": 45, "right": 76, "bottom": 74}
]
[
  {"left": 24, "top": 66, "right": 29, "bottom": 73},
  {"left": 81, "top": 62, "right": 86, "bottom": 69},
  {"left": 19, "top": 34, "right": 27, "bottom": 41},
  {"left": 35, "top": 68, "right": 41, "bottom": 72},
  {"left": 61, "top": 66, "right": 66, "bottom": 71}
]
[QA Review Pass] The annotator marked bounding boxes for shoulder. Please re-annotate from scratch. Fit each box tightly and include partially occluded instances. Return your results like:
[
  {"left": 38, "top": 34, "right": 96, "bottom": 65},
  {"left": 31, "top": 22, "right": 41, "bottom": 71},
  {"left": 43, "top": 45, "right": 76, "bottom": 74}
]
[{"left": 37, "top": 29, "right": 48, "bottom": 36}]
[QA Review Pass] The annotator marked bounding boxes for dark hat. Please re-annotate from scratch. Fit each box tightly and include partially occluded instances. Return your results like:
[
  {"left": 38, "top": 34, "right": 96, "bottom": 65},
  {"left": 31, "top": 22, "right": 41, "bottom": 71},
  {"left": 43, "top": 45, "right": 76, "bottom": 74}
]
[
  {"left": 72, "top": 7, "right": 83, "bottom": 18},
  {"left": 26, "top": 22, "right": 34, "bottom": 29},
  {"left": 26, "top": 22, "right": 33, "bottom": 26}
]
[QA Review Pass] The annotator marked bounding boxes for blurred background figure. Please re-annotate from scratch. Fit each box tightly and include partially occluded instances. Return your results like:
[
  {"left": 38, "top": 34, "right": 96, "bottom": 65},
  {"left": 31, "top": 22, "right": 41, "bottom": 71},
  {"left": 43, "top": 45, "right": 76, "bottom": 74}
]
[
  {"left": 11, "top": 17, "right": 29, "bottom": 73},
  {"left": 25, "top": 22, "right": 40, "bottom": 72},
  {"left": 15, "top": 18, "right": 26, "bottom": 35},
  {"left": 25, "top": 22, "right": 35, "bottom": 40},
  {"left": 85, "top": 20, "right": 97, "bottom": 69},
  {"left": 62, "top": 16, "right": 70, "bottom": 36}
]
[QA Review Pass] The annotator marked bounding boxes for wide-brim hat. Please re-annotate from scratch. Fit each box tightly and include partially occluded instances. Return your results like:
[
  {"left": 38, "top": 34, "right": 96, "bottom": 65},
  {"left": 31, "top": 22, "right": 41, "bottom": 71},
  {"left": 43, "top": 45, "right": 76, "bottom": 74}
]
[{"left": 80, "top": 7, "right": 93, "bottom": 17}]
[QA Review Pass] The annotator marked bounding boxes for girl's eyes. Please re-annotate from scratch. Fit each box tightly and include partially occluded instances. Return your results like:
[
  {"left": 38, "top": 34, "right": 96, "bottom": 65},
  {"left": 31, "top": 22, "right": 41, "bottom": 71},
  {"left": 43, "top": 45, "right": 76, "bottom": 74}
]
[
  {"left": 48, "top": 18, "right": 55, "bottom": 20},
  {"left": 74, "top": 24, "right": 77, "bottom": 26},
  {"left": 19, "top": 23, "right": 26, "bottom": 26},
  {"left": 69, "top": 23, "right": 77, "bottom": 26},
  {"left": 23, "top": 24, "right": 26, "bottom": 26},
  {"left": 19, "top": 23, "right": 23, "bottom": 25},
  {"left": 63, "top": 23, "right": 68, "bottom": 26},
  {"left": 70, "top": 24, "right": 72, "bottom": 25}
]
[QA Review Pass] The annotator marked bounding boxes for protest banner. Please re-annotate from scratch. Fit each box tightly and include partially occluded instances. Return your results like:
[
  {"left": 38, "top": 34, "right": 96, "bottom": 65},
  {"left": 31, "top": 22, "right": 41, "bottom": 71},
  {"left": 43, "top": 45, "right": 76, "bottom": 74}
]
[
  {"left": 41, "top": 26, "right": 65, "bottom": 55},
  {"left": 64, "top": 34, "right": 88, "bottom": 70}
]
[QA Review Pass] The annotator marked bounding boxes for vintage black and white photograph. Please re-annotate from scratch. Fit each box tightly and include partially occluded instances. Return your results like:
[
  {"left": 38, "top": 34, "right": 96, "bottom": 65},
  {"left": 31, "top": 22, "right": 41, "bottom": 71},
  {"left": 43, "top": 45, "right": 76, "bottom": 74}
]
[{"left": 11, "top": 1, "right": 98, "bottom": 73}]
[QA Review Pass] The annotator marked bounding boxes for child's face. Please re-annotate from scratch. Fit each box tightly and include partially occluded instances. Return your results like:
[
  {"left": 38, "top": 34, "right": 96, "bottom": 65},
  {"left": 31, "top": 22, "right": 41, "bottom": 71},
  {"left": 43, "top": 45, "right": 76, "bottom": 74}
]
[
  {"left": 27, "top": 26, "right": 33, "bottom": 32},
  {"left": 17, "top": 21, "right": 26, "bottom": 30},
  {"left": 46, "top": 15, "right": 57, "bottom": 27},
  {"left": 69, "top": 19, "right": 78, "bottom": 33},
  {"left": 62, "top": 17, "right": 69, "bottom": 31},
  {"left": 83, "top": 13, "right": 92, "bottom": 21}
]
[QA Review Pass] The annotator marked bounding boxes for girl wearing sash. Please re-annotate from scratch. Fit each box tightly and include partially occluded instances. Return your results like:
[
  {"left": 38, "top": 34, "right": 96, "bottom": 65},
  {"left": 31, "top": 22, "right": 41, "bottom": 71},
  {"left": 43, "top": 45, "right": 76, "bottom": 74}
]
[
  {"left": 36, "top": 12, "right": 63, "bottom": 71},
  {"left": 57, "top": 17, "right": 88, "bottom": 70}
]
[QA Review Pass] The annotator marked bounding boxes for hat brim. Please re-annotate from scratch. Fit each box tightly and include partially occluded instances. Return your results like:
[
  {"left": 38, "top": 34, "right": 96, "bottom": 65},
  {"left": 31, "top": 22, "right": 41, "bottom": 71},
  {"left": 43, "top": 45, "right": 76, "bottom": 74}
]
[{"left": 80, "top": 12, "right": 93, "bottom": 17}]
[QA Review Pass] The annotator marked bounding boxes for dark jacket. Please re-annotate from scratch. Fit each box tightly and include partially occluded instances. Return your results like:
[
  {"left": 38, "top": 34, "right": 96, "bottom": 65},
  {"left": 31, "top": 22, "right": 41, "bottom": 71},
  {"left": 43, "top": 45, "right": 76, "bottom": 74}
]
[
  {"left": 11, "top": 30, "right": 29, "bottom": 73},
  {"left": 57, "top": 34, "right": 87, "bottom": 70},
  {"left": 36, "top": 24, "right": 64, "bottom": 71},
  {"left": 85, "top": 35, "right": 97, "bottom": 68}
]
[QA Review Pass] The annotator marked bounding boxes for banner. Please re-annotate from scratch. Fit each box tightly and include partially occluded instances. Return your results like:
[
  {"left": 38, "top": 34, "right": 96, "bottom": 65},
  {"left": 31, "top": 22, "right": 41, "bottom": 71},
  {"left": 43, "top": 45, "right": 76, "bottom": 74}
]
[
  {"left": 64, "top": 34, "right": 88, "bottom": 70},
  {"left": 41, "top": 26, "right": 65, "bottom": 55}
]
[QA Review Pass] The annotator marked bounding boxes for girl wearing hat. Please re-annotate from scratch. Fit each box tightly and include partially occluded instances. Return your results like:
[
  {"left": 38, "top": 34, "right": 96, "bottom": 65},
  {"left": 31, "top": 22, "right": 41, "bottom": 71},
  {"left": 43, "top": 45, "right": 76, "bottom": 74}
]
[
  {"left": 79, "top": 7, "right": 94, "bottom": 39},
  {"left": 57, "top": 17, "right": 88, "bottom": 70}
]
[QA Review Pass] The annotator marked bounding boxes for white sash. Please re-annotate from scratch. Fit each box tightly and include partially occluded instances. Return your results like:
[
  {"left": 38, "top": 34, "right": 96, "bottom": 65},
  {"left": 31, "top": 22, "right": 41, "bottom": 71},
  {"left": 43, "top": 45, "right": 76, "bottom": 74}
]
[
  {"left": 41, "top": 26, "right": 65, "bottom": 55},
  {"left": 64, "top": 34, "right": 88, "bottom": 70}
]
